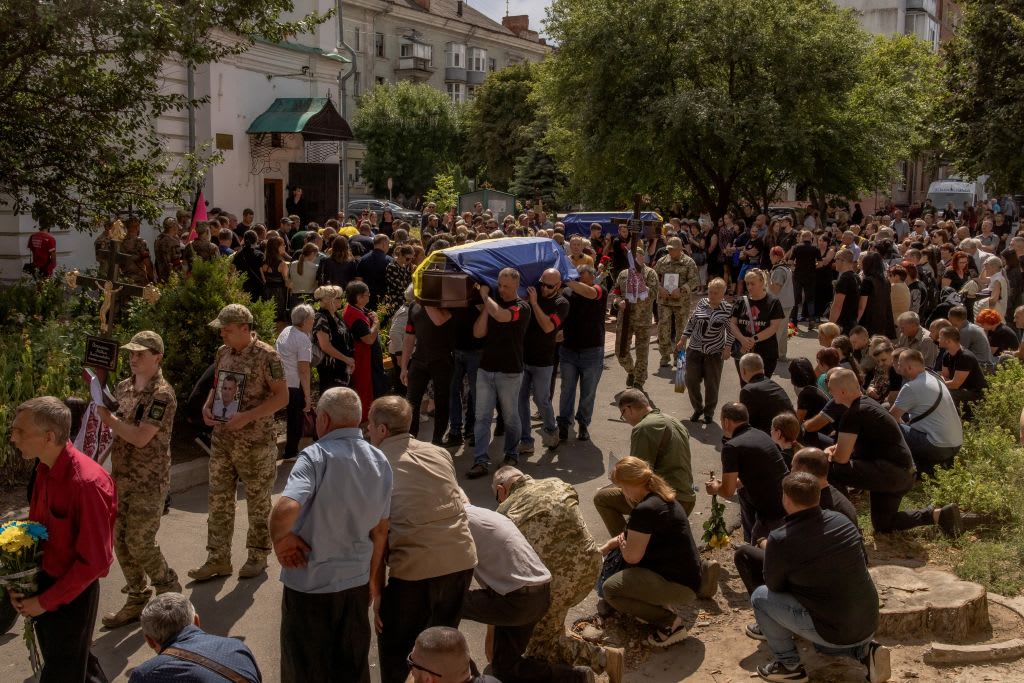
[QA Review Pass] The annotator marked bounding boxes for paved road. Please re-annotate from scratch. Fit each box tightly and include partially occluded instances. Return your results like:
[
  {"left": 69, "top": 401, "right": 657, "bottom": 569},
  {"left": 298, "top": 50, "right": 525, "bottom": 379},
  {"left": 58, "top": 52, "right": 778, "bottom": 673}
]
[{"left": 0, "top": 328, "right": 816, "bottom": 682}]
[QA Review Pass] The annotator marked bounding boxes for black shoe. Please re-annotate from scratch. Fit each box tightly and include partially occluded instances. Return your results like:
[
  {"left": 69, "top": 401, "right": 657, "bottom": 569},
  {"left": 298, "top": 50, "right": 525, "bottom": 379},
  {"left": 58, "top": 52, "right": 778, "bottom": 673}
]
[
  {"left": 860, "top": 640, "right": 891, "bottom": 683},
  {"left": 937, "top": 503, "right": 963, "bottom": 538},
  {"left": 577, "top": 424, "right": 590, "bottom": 441},
  {"left": 465, "top": 463, "right": 490, "bottom": 479},
  {"left": 558, "top": 422, "right": 569, "bottom": 442},
  {"left": 442, "top": 433, "right": 463, "bottom": 447},
  {"left": 756, "top": 661, "right": 808, "bottom": 683},
  {"left": 502, "top": 455, "right": 518, "bottom": 466},
  {"left": 689, "top": 410, "right": 703, "bottom": 422},
  {"left": 703, "top": 414, "right": 713, "bottom": 425}
]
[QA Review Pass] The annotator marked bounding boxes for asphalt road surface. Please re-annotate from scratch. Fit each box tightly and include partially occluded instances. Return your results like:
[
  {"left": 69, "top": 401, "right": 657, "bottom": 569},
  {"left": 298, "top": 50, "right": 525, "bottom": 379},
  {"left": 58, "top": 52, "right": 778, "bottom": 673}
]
[{"left": 0, "top": 328, "right": 817, "bottom": 682}]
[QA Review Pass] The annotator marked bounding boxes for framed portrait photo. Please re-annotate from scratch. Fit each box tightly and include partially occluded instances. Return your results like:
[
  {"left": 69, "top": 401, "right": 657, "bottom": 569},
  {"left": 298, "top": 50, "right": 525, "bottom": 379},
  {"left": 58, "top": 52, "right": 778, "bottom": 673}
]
[{"left": 212, "top": 370, "right": 246, "bottom": 422}]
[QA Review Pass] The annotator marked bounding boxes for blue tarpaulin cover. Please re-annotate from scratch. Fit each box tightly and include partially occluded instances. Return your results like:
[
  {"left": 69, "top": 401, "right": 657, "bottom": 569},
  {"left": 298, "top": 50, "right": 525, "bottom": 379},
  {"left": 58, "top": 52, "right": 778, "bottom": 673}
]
[
  {"left": 561, "top": 212, "right": 663, "bottom": 237},
  {"left": 413, "top": 237, "right": 579, "bottom": 297}
]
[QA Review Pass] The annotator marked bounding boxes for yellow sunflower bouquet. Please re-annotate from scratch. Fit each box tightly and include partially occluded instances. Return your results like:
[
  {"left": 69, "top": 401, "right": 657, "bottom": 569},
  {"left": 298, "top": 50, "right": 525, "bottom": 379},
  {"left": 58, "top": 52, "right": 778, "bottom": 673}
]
[{"left": 0, "top": 520, "right": 48, "bottom": 677}]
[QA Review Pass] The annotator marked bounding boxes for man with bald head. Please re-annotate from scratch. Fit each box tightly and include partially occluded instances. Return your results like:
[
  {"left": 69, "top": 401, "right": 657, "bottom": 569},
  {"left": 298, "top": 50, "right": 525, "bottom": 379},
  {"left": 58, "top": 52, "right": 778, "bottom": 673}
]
[
  {"left": 825, "top": 368, "right": 961, "bottom": 537},
  {"left": 518, "top": 268, "right": 570, "bottom": 455},
  {"left": 407, "top": 627, "right": 498, "bottom": 683}
]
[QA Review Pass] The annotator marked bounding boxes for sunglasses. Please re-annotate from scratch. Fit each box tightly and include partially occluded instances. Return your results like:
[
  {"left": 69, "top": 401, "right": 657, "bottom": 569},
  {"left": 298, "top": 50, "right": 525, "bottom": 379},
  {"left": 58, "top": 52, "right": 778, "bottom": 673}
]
[
  {"left": 407, "top": 654, "right": 443, "bottom": 677},
  {"left": 539, "top": 282, "right": 560, "bottom": 289}
]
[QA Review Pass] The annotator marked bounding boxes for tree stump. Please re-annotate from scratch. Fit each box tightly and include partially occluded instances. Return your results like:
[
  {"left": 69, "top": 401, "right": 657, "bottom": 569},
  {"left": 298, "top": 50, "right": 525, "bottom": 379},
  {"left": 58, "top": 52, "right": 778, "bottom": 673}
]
[{"left": 870, "top": 565, "right": 990, "bottom": 643}]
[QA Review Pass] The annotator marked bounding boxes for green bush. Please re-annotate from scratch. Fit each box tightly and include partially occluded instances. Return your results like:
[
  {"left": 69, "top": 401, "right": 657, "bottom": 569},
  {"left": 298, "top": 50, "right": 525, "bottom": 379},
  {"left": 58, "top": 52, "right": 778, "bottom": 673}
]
[
  {"left": 949, "top": 538, "right": 1024, "bottom": 597},
  {"left": 119, "top": 257, "right": 276, "bottom": 399},
  {"left": 0, "top": 273, "right": 97, "bottom": 326},
  {"left": 973, "top": 359, "right": 1024, "bottom": 435}
]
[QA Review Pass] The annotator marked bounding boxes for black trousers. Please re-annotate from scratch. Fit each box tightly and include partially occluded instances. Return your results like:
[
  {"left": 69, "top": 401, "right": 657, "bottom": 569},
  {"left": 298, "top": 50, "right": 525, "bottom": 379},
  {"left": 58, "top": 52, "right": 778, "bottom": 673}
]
[
  {"left": 378, "top": 569, "right": 474, "bottom": 683},
  {"left": 281, "top": 583, "right": 371, "bottom": 683},
  {"left": 793, "top": 276, "right": 815, "bottom": 320},
  {"left": 461, "top": 583, "right": 581, "bottom": 683},
  {"left": 406, "top": 357, "right": 453, "bottom": 445},
  {"left": 684, "top": 348, "right": 725, "bottom": 418},
  {"left": 738, "top": 487, "right": 784, "bottom": 544},
  {"left": 829, "top": 459, "right": 932, "bottom": 533},
  {"left": 734, "top": 545, "right": 766, "bottom": 596},
  {"left": 284, "top": 387, "right": 306, "bottom": 459},
  {"left": 35, "top": 575, "right": 107, "bottom": 683}
]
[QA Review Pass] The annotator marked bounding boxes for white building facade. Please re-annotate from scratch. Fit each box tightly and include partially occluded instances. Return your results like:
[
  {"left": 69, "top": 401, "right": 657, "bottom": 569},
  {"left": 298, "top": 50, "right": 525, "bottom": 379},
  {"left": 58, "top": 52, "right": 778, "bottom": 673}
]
[{"left": 0, "top": 0, "right": 547, "bottom": 279}]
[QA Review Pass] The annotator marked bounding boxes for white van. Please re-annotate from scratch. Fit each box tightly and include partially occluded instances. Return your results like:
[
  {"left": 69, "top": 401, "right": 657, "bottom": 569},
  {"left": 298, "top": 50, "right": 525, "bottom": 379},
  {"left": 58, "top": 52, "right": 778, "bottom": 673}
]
[{"left": 926, "top": 178, "right": 987, "bottom": 215}]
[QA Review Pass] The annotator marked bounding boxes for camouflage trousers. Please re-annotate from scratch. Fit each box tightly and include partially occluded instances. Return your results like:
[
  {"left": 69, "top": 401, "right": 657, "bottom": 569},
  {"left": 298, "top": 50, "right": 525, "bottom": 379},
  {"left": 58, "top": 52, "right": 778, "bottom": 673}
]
[
  {"left": 114, "top": 487, "right": 176, "bottom": 599},
  {"left": 615, "top": 316, "right": 652, "bottom": 389},
  {"left": 206, "top": 437, "right": 276, "bottom": 563},
  {"left": 525, "top": 551, "right": 607, "bottom": 672},
  {"left": 657, "top": 304, "right": 692, "bottom": 361}
]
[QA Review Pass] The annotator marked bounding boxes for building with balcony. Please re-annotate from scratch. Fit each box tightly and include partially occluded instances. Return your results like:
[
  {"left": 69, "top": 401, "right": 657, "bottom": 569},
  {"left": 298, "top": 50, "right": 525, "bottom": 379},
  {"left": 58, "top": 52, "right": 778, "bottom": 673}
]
[{"left": 0, "top": 0, "right": 547, "bottom": 279}]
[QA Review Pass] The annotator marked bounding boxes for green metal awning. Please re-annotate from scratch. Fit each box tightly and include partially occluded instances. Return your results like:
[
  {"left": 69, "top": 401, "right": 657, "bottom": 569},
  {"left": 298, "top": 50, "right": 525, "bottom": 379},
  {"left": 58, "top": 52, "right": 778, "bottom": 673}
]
[{"left": 246, "top": 98, "right": 354, "bottom": 141}]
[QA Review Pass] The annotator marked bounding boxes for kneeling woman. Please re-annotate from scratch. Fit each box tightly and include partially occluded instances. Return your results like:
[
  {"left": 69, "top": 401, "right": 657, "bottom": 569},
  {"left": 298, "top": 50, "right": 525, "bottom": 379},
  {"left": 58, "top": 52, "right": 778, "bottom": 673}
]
[{"left": 599, "top": 457, "right": 720, "bottom": 647}]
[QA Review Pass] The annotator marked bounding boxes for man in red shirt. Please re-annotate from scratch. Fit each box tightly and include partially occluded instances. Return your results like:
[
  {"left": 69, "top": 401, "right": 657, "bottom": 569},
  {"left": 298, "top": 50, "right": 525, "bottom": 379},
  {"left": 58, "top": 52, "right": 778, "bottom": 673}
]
[
  {"left": 9, "top": 396, "right": 117, "bottom": 683},
  {"left": 27, "top": 220, "right": 57, "bottom": 277}
]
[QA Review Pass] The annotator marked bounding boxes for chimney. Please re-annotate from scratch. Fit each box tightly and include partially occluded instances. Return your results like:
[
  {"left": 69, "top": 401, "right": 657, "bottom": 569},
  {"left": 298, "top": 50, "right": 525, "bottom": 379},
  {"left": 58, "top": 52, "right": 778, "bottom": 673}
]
[
  {"left": 412, "top": 0, "right": 430, "bottom": 11},
  {"left": 457, "top": 1, "right": 463, "bottom": 16},
  {"left": 501, "top": 14, "right": 530, "bottom": 37}
]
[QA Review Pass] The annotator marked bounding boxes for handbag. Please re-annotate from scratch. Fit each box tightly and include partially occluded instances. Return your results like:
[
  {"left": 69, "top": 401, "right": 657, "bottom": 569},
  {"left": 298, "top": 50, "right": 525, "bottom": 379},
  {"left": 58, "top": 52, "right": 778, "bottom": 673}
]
[
  {"left": 596, "top": 547, "right": 626, "bottom": 598},
  {"left": 301, "top": 409, "right": 317, "bottom": 438}
]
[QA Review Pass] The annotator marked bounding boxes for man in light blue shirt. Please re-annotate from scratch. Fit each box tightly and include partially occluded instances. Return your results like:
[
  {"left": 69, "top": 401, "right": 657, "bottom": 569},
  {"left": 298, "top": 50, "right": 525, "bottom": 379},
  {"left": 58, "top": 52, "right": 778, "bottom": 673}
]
[{"left": 270, "top": 387, "right": 393, "bottom": 683}]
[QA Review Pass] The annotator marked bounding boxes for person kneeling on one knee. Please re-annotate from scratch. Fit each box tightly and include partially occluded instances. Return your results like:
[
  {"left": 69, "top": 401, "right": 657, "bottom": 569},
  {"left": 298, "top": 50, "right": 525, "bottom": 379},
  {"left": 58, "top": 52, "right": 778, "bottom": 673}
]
[
  {"left": 598, "top": 457, "right": 719, "bottom": 648},
  {"left": 748, "top": 472, "right": 889, "bottom": 683}
]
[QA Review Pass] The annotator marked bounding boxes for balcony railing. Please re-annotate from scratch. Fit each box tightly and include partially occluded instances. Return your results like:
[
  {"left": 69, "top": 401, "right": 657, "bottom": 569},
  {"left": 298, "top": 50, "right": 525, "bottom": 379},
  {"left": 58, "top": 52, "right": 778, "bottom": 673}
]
[{"left": 397, "top": 56, "right": 434, "bottom": 71}]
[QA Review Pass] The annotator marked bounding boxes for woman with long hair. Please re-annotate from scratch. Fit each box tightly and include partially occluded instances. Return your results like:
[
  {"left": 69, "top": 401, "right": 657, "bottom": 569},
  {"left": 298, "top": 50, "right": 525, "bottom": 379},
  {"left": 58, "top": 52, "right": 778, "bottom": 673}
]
[
  {"left": 316, "top": 234, "right": 358, "bottom": 288},
  {"left": 863, "top": 339, "right": 901, "bottom": 404},
  {"left": 942, "top": 251, "right": 971, "bottom": 291},
  {"left": 261, "top": 234, "right": 290, "bottom": 331},
  {"left": 857, "top": 251, "right": 895, "bottom": 338},
  {"left": 288, "top": 243, "right": 320, "bottom": 303},
  {"left": 599, "top": 456, "right": 718, "bottom": 647},
  {"left": 342, "top": 281, "right": 386, "bottom": 422},
  {"left": 830, "top": 335, "right": 864, "bottom": 385}
]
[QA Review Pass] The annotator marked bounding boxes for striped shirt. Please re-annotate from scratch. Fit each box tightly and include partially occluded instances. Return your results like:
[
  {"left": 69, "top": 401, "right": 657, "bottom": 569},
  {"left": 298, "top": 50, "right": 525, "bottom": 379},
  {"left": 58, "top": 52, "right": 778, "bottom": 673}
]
[{"left": 682, "top": 298, "right": 735, "bottom": 354}]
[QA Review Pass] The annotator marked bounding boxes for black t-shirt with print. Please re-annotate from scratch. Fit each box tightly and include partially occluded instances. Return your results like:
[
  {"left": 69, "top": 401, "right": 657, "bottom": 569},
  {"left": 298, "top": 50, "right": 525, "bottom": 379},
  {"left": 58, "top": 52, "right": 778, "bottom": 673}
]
[
  {"left": 523, "top": 293, "right": 570, "bottom": 367},
  {"left": 730, "top": 293, "right": 785, "bottom": 360},
  {"left": 479, "top": 297, "right": 532, "bottom": 374}
]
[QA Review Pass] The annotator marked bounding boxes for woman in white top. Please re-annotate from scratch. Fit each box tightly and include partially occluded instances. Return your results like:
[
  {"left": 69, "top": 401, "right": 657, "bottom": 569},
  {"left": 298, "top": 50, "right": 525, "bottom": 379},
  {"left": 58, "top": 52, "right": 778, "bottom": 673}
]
[
  {"left": 288, "top": 243, "right": 321, "bottom": 299},
  {"left": 977, "top": 255, "right": 1007, "bottom": 319}
]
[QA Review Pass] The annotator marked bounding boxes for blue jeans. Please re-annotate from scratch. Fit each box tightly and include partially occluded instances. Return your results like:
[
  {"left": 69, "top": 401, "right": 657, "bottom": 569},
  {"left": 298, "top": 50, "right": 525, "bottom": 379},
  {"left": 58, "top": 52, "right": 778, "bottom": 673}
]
[
  {"left": 557, "top": 346, "right": 605, "bottom": 428},
  {"left": 474, "top": 370, "right": 523, "bottom": 465},
  {"left": 751, "top": 585, "right": 872, "bottom": 668},
  {"left": 518, "top": 364, "right": 556, "bottom": 444},
  {"left": 449, "top": 349, "right": 481, "bottom": 436}
]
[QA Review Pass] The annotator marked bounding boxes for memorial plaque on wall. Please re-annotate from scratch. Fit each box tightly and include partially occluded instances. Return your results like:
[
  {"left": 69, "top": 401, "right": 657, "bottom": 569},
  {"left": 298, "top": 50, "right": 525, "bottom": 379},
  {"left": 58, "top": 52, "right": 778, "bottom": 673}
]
[{"left": 84, "top": 336, "right": 120, "bottom": 371}]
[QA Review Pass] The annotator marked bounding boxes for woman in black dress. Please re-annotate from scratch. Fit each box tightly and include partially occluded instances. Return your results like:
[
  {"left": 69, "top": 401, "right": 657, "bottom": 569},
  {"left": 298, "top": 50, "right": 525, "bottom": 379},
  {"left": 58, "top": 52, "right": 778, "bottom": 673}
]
[
  {"left": 316, "top": 234, "right": 358, "bottom": 288},
  {"left": 261, "top": 235, "right": 291, "bottom": 331},
  {"left": 857, "top": 251, "right": 895, "bottom": 338},
  {"left": 312, "top": 285, "right": 355, "bottom": 392}
]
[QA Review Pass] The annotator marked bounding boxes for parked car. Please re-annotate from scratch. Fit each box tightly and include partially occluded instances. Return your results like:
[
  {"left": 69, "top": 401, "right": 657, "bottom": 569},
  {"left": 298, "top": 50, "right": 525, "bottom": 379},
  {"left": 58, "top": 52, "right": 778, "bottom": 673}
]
[{"left": 346, "top": 199, "right": 420, "bottom": 225}]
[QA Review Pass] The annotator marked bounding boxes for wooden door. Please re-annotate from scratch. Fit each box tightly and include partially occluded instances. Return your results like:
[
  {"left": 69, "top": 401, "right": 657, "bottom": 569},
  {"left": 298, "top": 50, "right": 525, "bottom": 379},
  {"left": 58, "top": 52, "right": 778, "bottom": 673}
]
[{"left": 263, "top": 178, "right": 284, "bottom": 226}]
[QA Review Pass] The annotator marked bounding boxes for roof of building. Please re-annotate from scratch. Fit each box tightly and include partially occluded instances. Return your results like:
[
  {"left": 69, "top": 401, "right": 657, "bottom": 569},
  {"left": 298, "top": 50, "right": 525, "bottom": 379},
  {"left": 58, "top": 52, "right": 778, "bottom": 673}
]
[
  {"left": 252, "top": 37, "right": 351, "bottom": 62},
  {"left": 401, "top": 0, "right": 526, "bottom": 40},
  {"left": 246, "top": 98, "right": 354, "bottom": 140}
]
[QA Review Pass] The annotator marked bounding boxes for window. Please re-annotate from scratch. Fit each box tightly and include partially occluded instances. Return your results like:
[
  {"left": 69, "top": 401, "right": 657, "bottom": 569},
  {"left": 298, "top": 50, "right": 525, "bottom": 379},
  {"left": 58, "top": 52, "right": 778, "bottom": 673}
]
[
  {"left": 445, "top": 42, "right": 465, "bottom": 68},
  {"left": 376, "top": 76, "right": 386, "bottom": 86},
  {"left": 507, "top": 53, "right": 523, "bottom": 66},
  {"left": 488, "top": 57, "right": 497, "bottom": 72},
  {"left": 467, "top": 85, "right": 478, "bottom": 99},
  {"left": 352, "top": 27, "right": 362, "bottom": 53},
  {"left": 446, "top": 82, "right": 464, "bottom": 104},
  {"left": 375, "top": 32, "right": 385, "bottom": 58},
  {"left": 353, "top": 71, "right": 360, "bottom": 97},
  {"left": 468, "top": 48, "right": 487, "bottom": 72},
  {"left": 400, "top": 41, "right": 433, "bottom": 65},
  {"left": 353, "top": 160, "right": 363, "bottom": 184}
]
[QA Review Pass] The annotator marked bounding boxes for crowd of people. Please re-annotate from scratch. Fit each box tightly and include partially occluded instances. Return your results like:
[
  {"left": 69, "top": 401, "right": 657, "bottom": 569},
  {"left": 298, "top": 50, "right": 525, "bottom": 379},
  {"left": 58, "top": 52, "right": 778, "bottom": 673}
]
[{"left": 8, "top": 194, "right": 1024, "bottom": 683}]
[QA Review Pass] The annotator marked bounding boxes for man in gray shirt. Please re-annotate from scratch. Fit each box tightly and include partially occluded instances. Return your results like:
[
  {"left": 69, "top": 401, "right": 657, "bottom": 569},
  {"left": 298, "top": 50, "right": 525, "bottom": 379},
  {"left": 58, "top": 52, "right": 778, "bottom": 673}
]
[
  {"left": 890, "top": 350, "right": 963, "bottom": 478},
  {"left": 461, "top": 504, "right": 595, "bottom": 683},
  {"left": 948, "top": 306, "right": 994, "bottom": 366}
]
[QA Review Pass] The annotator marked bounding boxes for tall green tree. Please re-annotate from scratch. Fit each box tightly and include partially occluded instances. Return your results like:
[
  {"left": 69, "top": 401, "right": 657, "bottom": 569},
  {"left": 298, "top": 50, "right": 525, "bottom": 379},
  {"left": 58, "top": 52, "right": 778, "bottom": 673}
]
[
  {"left": 463, "top": 62, "right": 539, "bottom": 189},
  {"left": 941, "top": 0, "right": 1024, "bottom": 192},
  {"left": 353, "top": 81, "right": 464, "bottom": 199},
  {"left": 0, "top": 0, "right": 330, "bottom": 228},
  {"left": 510, "top": 120, "right": 566, "bottom": 208},
  {"left": 539, "top": 0, "right": 935, "bottom": 217}
]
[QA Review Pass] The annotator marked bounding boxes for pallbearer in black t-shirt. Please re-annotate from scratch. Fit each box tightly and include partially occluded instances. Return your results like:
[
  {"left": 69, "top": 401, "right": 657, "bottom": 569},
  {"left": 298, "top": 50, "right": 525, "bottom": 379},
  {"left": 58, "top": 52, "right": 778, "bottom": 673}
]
[
  {"left": 400, "top": 301, "right": 456, "bottom": 445},
  {"left": 825, "top": 368, "right": 962, "bottom": 537},
  {"left": 517, "top": 269, "right": 570, "bottom": 455},
  {"left": 466, "top": 268, "right": 532, "bottom": 479}
]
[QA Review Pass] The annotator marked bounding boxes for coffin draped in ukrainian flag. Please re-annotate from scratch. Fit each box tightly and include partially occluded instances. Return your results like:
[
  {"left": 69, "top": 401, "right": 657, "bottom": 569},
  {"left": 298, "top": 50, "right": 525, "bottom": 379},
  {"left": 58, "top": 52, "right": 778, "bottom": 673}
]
[{"left": 412, "top": 237, "right": 579, "bottom": 307}]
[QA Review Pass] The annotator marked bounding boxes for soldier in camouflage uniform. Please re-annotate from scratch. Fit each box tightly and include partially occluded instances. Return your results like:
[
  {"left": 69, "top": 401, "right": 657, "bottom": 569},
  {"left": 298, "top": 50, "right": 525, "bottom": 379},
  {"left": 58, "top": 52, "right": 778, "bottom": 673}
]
[
  {"left": 119, "top": 218, "right": 153, "bottom": 285},
  {"left": 184, "top": 221, "right": 220, "bottom": 267},
  {"left": 154, "top": 217, "right": 184, "bottom": 283},
  {"left": 96, "top": 331, "right": 180, "bottom": 628},
  {"left": 654, "top": 237, "right": 699, "bottom": 366},
  {"left": 189, "top": 304, "right": 289, "bottom": 581},
  {"left": 613, "top": 249, "right": 661, "bottom": 392},
  {"left": 494, "top": 468, "right": 624, "bottom": 683}
]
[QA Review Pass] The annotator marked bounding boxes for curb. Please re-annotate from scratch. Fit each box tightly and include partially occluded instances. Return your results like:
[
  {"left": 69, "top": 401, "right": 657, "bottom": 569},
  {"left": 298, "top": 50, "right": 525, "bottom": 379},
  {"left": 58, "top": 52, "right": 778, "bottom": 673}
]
[
  {"left": 923, "top": 593, "right": 1024, "bottom": 665},
  {"left": 170, "top": 456, "right": 210, "bottom": 494}
]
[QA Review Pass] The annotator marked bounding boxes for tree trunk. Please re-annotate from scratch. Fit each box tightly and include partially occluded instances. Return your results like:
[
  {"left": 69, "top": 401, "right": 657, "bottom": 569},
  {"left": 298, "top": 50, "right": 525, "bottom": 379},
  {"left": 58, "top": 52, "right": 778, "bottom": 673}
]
[{"left": 870, "top": 566, "right": 990, "bottom": 643}]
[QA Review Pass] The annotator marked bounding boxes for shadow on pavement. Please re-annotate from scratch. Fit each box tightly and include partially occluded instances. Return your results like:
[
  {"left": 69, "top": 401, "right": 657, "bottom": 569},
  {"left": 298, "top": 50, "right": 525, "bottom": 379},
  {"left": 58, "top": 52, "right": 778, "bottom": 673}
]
[
  {"left": 94, "top": 622, "right": 146, "bottom": 680},
  {"left": 188, "top": 572, "right": 269, "bottom": 637}
]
